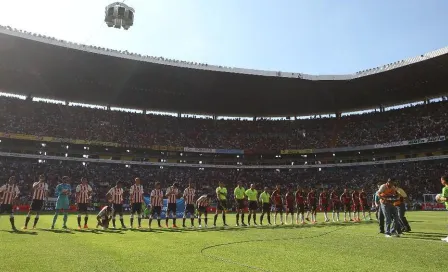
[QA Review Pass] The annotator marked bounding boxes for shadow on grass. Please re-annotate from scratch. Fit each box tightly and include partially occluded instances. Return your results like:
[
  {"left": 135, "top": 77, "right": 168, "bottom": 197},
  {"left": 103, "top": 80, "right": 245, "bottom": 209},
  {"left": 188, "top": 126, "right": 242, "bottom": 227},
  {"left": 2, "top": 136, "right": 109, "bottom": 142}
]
[
  {"left": 400, "top": 235, "right": 443, "bottom": 242},
  {"left": 40, "top": 229, "right": 75, "bottom": 234},
  {"left": 408, "top": 231, "right": 447, "bottom": 236},
  {"left": 0, "top": 230, "right": 38, "bottom": 235}
]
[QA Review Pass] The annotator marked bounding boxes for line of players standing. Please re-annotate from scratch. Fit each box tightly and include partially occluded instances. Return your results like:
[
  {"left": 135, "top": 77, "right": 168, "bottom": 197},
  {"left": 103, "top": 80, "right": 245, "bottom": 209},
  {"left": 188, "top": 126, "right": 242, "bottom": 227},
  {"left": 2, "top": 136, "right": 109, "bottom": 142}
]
[{"left": 1, "top": 175, "right": 373, "bottom": 230}]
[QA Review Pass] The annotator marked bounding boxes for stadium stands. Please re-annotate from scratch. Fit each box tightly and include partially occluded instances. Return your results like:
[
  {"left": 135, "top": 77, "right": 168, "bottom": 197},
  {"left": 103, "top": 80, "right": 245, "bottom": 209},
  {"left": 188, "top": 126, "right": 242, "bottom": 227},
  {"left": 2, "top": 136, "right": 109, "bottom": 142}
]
[{"left": 0, "top": 97, "right": 446, "bottom": 150}]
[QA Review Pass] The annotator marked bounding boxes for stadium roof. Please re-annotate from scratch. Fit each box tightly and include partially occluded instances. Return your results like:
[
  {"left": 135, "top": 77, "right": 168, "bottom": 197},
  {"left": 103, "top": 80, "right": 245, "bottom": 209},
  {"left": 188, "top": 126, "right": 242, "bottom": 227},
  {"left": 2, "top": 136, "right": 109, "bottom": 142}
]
[{"left": 0, "top": 27, "right": 447, "bottom": 116}]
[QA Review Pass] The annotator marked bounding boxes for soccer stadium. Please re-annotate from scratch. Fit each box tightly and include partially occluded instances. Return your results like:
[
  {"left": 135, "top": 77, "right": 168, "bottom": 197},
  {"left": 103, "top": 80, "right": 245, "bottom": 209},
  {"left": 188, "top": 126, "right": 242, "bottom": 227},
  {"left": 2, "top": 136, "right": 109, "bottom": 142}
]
[{"left": 0, "top": 1, "right": 447, "bottom": 272}]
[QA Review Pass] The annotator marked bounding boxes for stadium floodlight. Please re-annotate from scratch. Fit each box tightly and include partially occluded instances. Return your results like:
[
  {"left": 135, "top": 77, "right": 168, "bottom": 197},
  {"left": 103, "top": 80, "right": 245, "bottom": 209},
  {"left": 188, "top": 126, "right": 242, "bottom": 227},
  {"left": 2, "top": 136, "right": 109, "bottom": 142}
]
[{"left": 104, "top": 2, "right": 135, "bottom": 30}]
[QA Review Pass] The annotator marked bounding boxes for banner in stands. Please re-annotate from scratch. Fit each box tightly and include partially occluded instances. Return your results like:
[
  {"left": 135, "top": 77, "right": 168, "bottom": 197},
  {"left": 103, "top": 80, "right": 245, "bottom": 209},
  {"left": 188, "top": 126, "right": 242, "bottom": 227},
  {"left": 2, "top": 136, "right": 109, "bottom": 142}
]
[
  {"left": 143, "top": 197, "right": 185, "bottom": 218},
  {"left": 374, "top": 135, "right": 446, "bottom": 149},
  {"left": 280, "top": 149, "right": 313, "bottom": 155},
  {"left": 215, "top": 149, "right": 244, "bottom": 155},
  {"left": 183, "top": 147, "right": 216, "bottom": 153}
]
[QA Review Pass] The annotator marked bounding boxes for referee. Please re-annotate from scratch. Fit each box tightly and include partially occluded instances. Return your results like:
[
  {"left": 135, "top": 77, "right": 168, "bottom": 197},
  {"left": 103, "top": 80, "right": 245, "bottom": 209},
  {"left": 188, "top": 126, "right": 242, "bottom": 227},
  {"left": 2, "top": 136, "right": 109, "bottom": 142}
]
[
  {"left": 234, "top": 181, "right": 246, "bottom": 226},
  {"left": 214, "top": 181, "right": 228, "bottom": 227}
]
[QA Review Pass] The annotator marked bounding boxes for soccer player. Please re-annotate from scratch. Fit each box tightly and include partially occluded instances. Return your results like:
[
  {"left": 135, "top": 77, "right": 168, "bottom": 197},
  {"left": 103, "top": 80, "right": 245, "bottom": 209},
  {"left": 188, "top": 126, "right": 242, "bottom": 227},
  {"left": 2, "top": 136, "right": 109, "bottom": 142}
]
[
  {"left": 149, "top": 182, "right": 163, "bottom": 229},
  {"left": 330, "top": 188, "right": 340, "bottom": 222},
  {"left": 129, "top": 177, "right": 144, "bottom": 229},
  {"left": 51, "top": 176, "right": 71, "bottom": 229},
  {"left": 165, "top": 183, "right": 180, "bottom": 228},
  {"left": 259, "top": 187, "right": 271, "bottom": 225},
  {"left": 340, "top": 188, "right": 352, "bottom": 222},
  {"left": 319, "top": 188, "right": 330, "bottom": 222},
  {"left": 438, "top": 176, "right": 448, "bottom": 242},
  {"left": 234, "top": 181, "right": 247, "bottom": 226},
  {"left": 75, "top": 177, "right": 92, "bottom": 229},
  {"left": 359, "top": 188, "right": 372, "bottom": 221},
  {"left": 0, "top": 176, "right": 20, "bottom": 230},
  {"left": 295, "top": 186, "right": 306, "bottom": 224},
  {"left": 96, "top": 205, "right": 113, "bottom": 230},
  {"left": 307, "top": 188, "right": 317, "bottom": 223},
  {"left": 245, "top": 184, "right": 258, "bottom": 226},
  {"left": 106, "top": 181, "right": 126, "bottom": 229},
  {"left": 182, "top": 182, "right": 196, "bottom": 228},
  {"left": 285, "top": 188, "right": 295, "bottom": 225},
  {"left": 197, "top": 194, "right": 211, "bottom": 228},
  {"left": 214, "top": 181, "right": 228, "bottom": 227},
  {"left": 23, "top": 174, "right": 48, "bottom": 230},
  {"left": 271, "top": 185, "right": 284, "bottom": 225},
  {"left": 352, "top": 189, "right": 361, "bottom": 222}
]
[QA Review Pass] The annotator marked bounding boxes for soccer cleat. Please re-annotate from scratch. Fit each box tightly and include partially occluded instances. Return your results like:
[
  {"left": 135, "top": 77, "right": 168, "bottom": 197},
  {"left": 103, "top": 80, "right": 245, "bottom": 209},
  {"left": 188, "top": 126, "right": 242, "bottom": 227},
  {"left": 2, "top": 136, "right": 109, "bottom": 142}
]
[
  {"left": 51, "top": 225, "right": 55, "bottom": 230},
  {"left": 22, "top": 226, "right": 27, "bottom": 230},
  {"left": 205, "top": 224, "right": 208, "bottom": 228},
  {"left": 172, "top": 225, "right": 178, "bottom": 228},
  {"left": 213, "top": 224, "right": 216, "bottom": 228},
  {"left": 165, "top": 224, "right": 169, "bottom": 228},
  {"left": 235, "top": 224, "right": 239, "bottom": 227},
  {"left": 385, "top": 234, "right": 392, "bottom": 238},
  {"left": 12, "top": 227, "right": 18, "bottom": 232},
  {"left": 62, "top": 225, "right": 68, "bottom": 229},
  {"left": 121, "top": 225, "right": 127, "bottom": 229},
  {"left": 254, "top": 223, "right": 258, "bottom": 226},
  {"left": 442, "top": 237, "right": 448, "bottom": 242},
  {"left": 223, "top": 224, "right": 228, "bottom": 227},
  {"left": 198, "top": 225, "right": 202, "bottom": 228},
  {"left": 78, "top": 226, "right": 82, "bottom": 230},
  {"left": 32, "top": 226, "right": 36, "bottom": 230},
  {"left": 84, "top": 224, "right": 88, "bottom": 229},
  {"left": 137, "top": 226, "right": 142, "bottom": 229},
  {"left": 242, "top": 223, "right": 247, "bottom": 227},
  {"left": 182, "top": 225, "right": 187, "bottom": 228}
]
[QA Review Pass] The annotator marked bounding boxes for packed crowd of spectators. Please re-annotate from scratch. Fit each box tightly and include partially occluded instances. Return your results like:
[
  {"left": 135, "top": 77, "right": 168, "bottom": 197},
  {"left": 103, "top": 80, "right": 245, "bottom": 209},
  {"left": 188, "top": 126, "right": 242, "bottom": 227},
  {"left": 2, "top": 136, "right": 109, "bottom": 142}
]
[
  {"left": 0, "top": 97, "right": 447, "bottom": 151},
  {"left": 1, "top": 156, "right": 444, "bottom": 204}
]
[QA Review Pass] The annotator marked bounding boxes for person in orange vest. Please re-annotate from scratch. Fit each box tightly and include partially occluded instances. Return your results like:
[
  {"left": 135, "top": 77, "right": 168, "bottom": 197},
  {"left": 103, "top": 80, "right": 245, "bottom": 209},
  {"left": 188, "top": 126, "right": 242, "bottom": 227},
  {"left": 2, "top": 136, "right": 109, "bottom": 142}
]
[{"left": 377, "top": 178, "right": 402, "bottom": 238}]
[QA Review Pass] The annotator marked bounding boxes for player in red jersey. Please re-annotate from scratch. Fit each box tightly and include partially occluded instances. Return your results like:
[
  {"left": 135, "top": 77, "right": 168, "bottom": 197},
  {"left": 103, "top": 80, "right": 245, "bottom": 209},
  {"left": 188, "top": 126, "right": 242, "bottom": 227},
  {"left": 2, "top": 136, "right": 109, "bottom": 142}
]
[
  {"left": 319, "top": 188, "right": 330, "bottom": 222},
  {"left": 0, "top": 176, "right": 20, "bottom": 231},
  {"left": 196, "top": 194, "right": 211, "bottom": 228},
  {"left": 149, "top": 182, "right": 163, "bottom": 229},
  {"left": 182, "top": 181, "right": 196, "bottom": 228},
  {"left": 75, "top": 177, "right": 92, "bottom": 229},
  {"left": 129, "top": 177, "right": 144, "bottom": 228},
  {"left": 271, "top": 185, "right": 284, "bottom": 225},
  {"left": 330, "top": 188, "right": 340, "bottom": 222},
  {"left": 307, "top": 188, "right": 317, "bottom": 223},
  {"left": 106, "top": 181, "right": 127, "bottom": 229},
  {"left": 295, "top": 186, "right": 306, "bottom": 224},
  {"left": 285, "top": 188, "right": 295, "bottom": 225},
  {"left": 340, "top": 188, "right": 352, "bottom": 222},
  {"left": 165, "top": 183, "right": 180, "bottom": 228},
  {"left": 23, "top": 174, "right": 48, "bottom": 230},
  {"left": 359, "top": 188, "right": 372, "bottom": 221},
  {"left": 352, "top": 190, "right": 361, "bottom": 222}
]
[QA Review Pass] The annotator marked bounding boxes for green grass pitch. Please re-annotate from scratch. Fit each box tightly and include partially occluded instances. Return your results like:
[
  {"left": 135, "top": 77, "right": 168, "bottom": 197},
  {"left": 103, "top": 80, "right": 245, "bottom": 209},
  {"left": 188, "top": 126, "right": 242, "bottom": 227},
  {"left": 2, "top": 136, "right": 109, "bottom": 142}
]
[{"left": 0, "top": 211, "right": 446, "bottom": 272}]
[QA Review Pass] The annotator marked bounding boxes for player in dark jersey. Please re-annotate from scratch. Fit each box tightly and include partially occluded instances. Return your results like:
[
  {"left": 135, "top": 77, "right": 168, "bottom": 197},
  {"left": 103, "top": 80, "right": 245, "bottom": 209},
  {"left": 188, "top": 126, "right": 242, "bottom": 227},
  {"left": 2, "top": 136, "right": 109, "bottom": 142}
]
[
  {"left": 352, "top": 189, "right": 361, "bottom": 222},
  {"left": 295, "top": 186, "right": 306, "bottom": 224},
  {"left": 319, "top": 188, "right": 330, "bottom": 222},
  {"left": 307, "top": 188, "right": 317, "bottom": 224},
  {"left": 340, "top": 188, "right": 352, "bottom": 222},
  {"left": 285, "top": 188, "right": 295, "bottom": 225},
  {"left": 271, "top": 185, "right": 284, "bottom": 225},
  {"left": 330, "top": 188, "right": 340, "bottom": 222}
]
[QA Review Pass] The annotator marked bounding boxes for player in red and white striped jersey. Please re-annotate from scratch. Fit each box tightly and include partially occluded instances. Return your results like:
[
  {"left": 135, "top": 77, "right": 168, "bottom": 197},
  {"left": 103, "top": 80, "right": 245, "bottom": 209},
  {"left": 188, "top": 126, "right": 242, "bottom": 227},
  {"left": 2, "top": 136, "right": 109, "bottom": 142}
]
[
  {"left": 24, "top": 174, "right": 48, "bottom": 230},
  {"left": 182, "top": 182, "right": 196, "bottom": 228},
  {"left": 149, "top": 182, "right": 164, "bottom": 229},
  {"left": 129, "top": 177, "right": 144, "bottom": 228},
  {"left": 165, "top": 183, "right": 180, "bottom": 228},
  {"left": 106, "top": 181, "right": 126, "bottom": 229},
  {"left": 196, "top": 194, "right": 211, "bottom": 228},
  {"left": 75, "top": 177, "right": 92, "bottom": 229},
  {"left": 0, "top": 176, "right": 20, "bottom": 230}
]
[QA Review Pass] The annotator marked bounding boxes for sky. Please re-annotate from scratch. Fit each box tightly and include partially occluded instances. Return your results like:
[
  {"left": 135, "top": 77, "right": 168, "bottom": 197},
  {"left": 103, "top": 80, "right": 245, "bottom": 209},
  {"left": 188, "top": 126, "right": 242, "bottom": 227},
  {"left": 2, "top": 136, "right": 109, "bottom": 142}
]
[{"left": 0, "top": 0, "right": 447, "bottom": 75}]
